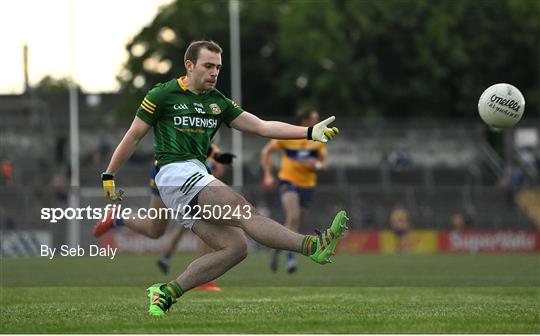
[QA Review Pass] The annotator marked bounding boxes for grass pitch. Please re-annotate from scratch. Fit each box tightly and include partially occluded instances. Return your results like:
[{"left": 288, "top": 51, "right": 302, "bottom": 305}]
[{"left": 1, "top": 253, "right": 539, "bottom": 333}]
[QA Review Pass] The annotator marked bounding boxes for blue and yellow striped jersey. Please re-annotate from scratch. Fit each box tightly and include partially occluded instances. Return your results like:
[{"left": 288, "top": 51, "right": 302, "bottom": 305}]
[{"left": 272, "top": 139, "right": 326, "bottom": 188}]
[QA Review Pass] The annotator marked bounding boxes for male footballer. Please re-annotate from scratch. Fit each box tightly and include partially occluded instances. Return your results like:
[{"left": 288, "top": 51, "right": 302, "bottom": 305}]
[
  {"left": 261, "top": 109, "right": 328, "bottom": 273},
  {"left": 101, "top": 40, "right": 348, "bottom": 316}
]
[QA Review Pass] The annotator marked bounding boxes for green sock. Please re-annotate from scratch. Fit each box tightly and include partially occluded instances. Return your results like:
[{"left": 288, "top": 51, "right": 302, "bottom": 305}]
[
  {"left": 162, "top": 281, "right": 183, "bottom": 298},
  {"left": 301, "top": 235, "right": 317, "bottom": 256}
]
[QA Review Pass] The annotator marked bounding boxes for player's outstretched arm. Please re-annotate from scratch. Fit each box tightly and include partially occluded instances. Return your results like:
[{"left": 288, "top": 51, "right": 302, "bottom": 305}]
[
  {"left": 230, "top": 112, "right": 339, "bottom": 142},
  {"left": 102, "top": 116, "right": 151, "bottom": 201}
]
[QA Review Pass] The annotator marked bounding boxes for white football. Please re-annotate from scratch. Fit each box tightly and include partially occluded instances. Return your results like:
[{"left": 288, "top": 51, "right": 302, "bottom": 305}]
[{"left": 478, "top": 83, "right": 525, "bottom": 129}]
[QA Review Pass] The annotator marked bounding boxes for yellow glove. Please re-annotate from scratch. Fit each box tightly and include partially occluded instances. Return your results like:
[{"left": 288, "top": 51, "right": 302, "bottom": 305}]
[
  {"left": 307, "top": 116, "right": 339, "bottom": 143},
  {"left": 101, "top": 173, "right": 124, "bottom": 201}
]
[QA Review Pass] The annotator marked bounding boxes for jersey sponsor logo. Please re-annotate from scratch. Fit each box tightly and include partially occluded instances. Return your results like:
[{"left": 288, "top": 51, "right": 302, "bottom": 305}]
[
  {"left": 209, "top": 103, "right": 222, "bottom": 115},
  {"left": 173, "top": 116, "right": 217, "bottom": 129},
  {"left": 173, "top": 104, "right": 189, "bottom": 110},
  {"left": 175, "top": 128, "right": 205, "bottom": 134},
  {"left": 193, "top": 102, "right": 206, "bottom": 114}
]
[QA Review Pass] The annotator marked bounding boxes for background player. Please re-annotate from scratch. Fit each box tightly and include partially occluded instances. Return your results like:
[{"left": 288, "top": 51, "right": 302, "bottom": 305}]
[{"left": 261, "top": 109, "right": 327, "bottom": 273}]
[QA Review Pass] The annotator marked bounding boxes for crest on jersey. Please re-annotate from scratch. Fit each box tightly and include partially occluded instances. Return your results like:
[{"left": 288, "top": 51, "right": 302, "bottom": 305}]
[{"left": 209, "top": 103, "right": 222, "bottom": 115}]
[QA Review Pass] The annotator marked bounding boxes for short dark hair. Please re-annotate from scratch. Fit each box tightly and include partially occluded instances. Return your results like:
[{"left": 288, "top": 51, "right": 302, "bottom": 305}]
[
  {"left": 295, "top": 108, "right": 317, "bottom": 124},
  {"left": 184, "top": 40, "right": 223, "bottom": 64}
]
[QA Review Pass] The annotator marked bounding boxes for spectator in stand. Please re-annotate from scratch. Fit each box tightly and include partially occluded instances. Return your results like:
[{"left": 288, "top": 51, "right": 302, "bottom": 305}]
[
  {"left": 386, "top": 149, "right": 412, "bottom": 171},
  {"left": 450, "top": 213, "right": 466, "bottom": 231},
  {"left": 389, "top": 203, "right": 411, "bottom": 254},
  {"left": 1, "top": 160, "right": 14, "bottom": 187},
  {"left": 50, "top": 168, "right": 68, "bottom": 203}
]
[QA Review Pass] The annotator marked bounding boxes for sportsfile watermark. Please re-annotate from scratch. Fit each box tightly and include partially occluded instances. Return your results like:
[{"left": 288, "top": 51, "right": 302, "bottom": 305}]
[{"left": 40, "top": 204, "right": 253, "bottom": 223}]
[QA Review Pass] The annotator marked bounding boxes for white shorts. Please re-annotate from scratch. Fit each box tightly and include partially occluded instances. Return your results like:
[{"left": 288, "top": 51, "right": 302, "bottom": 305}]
[{"left": 155, "top": 159, "right": 216, "bottom": 229}]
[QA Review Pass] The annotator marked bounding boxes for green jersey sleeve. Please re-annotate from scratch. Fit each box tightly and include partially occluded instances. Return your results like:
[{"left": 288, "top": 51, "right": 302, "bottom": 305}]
[
  {"left": 136, "top": 84, "right": 164, "bottom": 126},
  {"left": 222, "top": 98, "right": 244, "bottom": 126}
]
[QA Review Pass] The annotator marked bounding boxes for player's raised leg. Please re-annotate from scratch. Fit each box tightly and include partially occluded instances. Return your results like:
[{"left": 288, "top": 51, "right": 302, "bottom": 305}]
[
  {"left": 148, "top": 178, "right": 348, "bottom": 316},
  {"left": 199, "top": 180, "right": 348, "bottom": 263}
]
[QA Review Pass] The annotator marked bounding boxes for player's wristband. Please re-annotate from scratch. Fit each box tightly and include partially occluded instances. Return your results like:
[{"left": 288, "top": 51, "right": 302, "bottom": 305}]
[
  {"left": 101, "top": 173, "right": 114, "bottom": 181},
  {"left": 307, "top": 127, "right": 313, "bottom": 140}
]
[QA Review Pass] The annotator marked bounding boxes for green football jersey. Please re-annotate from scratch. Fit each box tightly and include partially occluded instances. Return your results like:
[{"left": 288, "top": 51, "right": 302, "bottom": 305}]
[{"left": 136, "top": 77, "right": 244, "bottom": 166}]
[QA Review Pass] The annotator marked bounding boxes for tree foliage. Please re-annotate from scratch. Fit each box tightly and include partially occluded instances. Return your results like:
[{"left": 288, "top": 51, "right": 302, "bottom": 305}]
[
  {"left": 35, "top": 75, "right": 80, "bottom": 93},
  {"left": 117, "top": 0, "right": 539, "bottom": 121}
]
